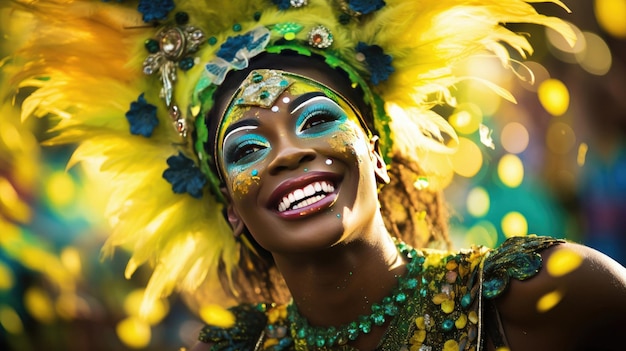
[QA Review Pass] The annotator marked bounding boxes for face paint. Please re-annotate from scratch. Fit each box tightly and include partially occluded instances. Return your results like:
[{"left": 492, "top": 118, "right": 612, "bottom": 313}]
[{"left": 217, "top": 69, "right": 372, "bottom": 186}]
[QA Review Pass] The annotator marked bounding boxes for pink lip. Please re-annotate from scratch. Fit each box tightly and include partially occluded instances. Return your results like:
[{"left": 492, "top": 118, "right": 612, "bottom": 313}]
[{"left": 268, "top": 171, "right": 341, "bottom": 220}]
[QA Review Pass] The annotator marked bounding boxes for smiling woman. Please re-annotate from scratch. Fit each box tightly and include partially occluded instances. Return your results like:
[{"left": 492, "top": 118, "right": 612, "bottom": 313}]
[{"left": 2, "top": 0, "right": 626, "bottom": 350}]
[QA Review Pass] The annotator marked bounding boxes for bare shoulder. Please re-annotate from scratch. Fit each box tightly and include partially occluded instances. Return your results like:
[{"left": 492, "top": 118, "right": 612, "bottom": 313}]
[{"left": 494, "top": 241, "right": 626, "bottom": 350}]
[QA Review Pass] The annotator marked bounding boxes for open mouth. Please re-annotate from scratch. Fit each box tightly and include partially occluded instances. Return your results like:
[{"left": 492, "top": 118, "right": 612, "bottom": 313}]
[{"left": 277, "top": 180, "right": 336, "bottom": 212}]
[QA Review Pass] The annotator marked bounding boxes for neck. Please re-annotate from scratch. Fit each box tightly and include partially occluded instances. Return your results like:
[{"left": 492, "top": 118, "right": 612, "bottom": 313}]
[{"left": 272, "top": 218, "right": 406, "bottom": 349}]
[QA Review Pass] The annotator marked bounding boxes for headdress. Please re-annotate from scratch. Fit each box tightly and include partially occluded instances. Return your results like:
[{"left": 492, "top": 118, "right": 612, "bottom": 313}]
[{"left": 2, "top": 0, "right": 574, "bottom": 315}]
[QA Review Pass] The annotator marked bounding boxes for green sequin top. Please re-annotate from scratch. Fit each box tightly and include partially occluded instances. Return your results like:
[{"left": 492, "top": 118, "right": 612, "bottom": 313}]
[{"left": 198, "top": 236, "right": 563, "bottom": 351}]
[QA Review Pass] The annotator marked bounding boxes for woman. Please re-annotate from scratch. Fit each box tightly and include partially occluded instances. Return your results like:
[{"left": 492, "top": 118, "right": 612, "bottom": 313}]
[{"left": 3, "top": 0, "right": 625, "bottom": 350}]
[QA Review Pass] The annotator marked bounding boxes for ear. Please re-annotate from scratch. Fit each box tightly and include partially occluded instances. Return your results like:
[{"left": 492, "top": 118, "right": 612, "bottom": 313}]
[
  {"left": 220, "top": 187, "right": 245, "bottom": 237},
  {"left": 370, "top": 136, "right": 390, "bottom": 184}
]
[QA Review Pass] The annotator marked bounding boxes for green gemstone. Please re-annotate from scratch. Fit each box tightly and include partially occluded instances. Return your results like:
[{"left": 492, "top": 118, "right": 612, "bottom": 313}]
[
  {"left": 297, "top": 327, "right": 307, "bottom": 338},
  {"left": 384, "top": 304, "right": 398, "bottom": 317},
  {"left": 233, "top": 23, "right": 242, "bottom": 32},
  {"left": 461, "top": 293, "right": 472, "bottom": 308},
  {"left": 208, "top": 37, "right": 218, "bottom": 45},
  {"left": 442, "top": 319, "right": 454, "bottom": 331},
  {"left": 358, "top": 316, "right": 372, "bottom": 333},
  {"left": 347, "top": 322, "right": 359, "bottom": 340},
  {"left": 395, "top": 292, "right": 407, "bottom": 303},
  {"left": 315, "top": 335, "right": 326, "bottom": 348},
  {"left": 144, "top": 39, "right": 159, "bottom": 53},
  {"left": 259, "top": 90, "right": 270, "bottom": 99},
  {"left": 371, "top": 313, "right": 386, "bottom": 326},
  {"left": 252, "top": 72, "right": 264, "bottom": 83}
]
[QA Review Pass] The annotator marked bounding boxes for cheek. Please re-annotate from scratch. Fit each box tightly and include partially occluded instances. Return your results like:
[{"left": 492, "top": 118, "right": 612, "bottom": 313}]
[
  {"left": 327, "top": 123, "right": 370, "bottom": 159},
  {"left": 229, "top": 168, "right": 261, "bottom": 199}
]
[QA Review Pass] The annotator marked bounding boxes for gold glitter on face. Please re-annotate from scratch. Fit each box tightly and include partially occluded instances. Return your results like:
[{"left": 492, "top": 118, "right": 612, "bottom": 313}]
[
  {"left": 218, "top": 71, "right": 372, "bottom": 200},
  {"left": 231, "top": 169, "right": 260, "bottom": 198}
]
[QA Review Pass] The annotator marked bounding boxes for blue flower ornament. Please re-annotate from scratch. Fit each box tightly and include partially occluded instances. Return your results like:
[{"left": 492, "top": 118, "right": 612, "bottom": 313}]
[
  {"left": 205, "top": 26, "right": 271, "bottom": 85},
  {"left": 162, "top": 152, "right": 208, "bottom": 198},
  {"left": 125, "top": 93, "right": 159, "bottom": 137}
]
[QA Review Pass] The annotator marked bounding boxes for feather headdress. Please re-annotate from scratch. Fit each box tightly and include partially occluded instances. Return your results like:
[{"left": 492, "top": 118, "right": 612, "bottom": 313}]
[{"left": 2, "top": 0, "right": 574, "bottom": 315}]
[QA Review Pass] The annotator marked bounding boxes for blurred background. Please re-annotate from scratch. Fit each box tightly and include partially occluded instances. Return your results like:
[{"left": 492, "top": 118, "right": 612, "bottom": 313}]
[{"left": 1, "top": 1, "right": 625, "bottom": 350}]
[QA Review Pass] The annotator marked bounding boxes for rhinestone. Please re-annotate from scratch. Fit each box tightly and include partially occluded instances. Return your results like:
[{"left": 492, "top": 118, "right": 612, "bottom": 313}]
[
  {"left": 176, "top": 120, "right": 186, "bottom": 134},
  {"left": 290, "top": 0, "right": 308, "bottom": 7},
  {"left": 169, "top": 105, "right": 181, "bottom": 120},
  {"left": 307, "top": 25, "right": 333, "bottom": 49},
  {"left": 161, "top": 28, "right": 185, "bottom": 59}
]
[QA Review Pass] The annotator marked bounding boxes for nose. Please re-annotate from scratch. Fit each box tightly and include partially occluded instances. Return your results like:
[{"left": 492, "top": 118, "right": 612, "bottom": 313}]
[{"left": 267, "top": 138, "right": 316, "bottom": 175}]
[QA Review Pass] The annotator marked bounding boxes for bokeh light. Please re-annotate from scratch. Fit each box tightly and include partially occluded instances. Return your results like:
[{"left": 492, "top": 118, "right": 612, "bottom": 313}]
[
  {"left": 576, "top": 31, "right": 612, "bottom": 76},
  {"left": 517, "top": 61, "right": 550, "bottom": 92},
  {"left": 538, "top": 79, "right": 570, "bottom": 116},
  {"left": 546, "top": 122, "right": 576, "bottom": 155},
  {"left": 537, "top": 290, "right": 564, "bottom": 313},
  {"left": 0, "top": 261, "right": 14, "bottom": 290},
  {"left": 45, "top": 171, "right": 77, "bottom": 208},
  {"left": 0, "top": 306, "right": 23, "bottom": 334},
  {"left": 463, "top": 221, "right": 499, "bottom": 248},
  {"left": 452, "top": 137, "right": 483, "bottom": 178},
  {"left": 199, "top": 304, "right": 236, "bottom": 328},
  {"left": 501, "top": 122, "right": 530, "bottom": 154},
  {"left": 24, "top": 286, "right": 56, "bottom": 324},
  {"left": 594, "top": 0, "right": 626, "bottom": 38},
  {"left": 497, "top": 154, "right": 524, "bottom": 188},
  {"left": 547, "top": 248, "right": 583, "bottom": 277},
  {"left": 116, "top": 316, "right": 152, "bottom": 349},
  {"left": 466, "top": 187, "right": 490, "bottom": 218},
  {"left": 124, "top": 289, "right": 170, "bottom": 326},
  {"left": 449, "top": 103, "right": 483, "bottom": 135},
  {"left": 501, "top": 212, "right": 528, "bottom": 238}
]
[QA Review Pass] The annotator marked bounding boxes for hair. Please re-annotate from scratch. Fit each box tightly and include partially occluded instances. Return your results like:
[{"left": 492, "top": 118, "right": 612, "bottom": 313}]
[{"left": 202, "top": 52, "right": 450, "bottom": 305}]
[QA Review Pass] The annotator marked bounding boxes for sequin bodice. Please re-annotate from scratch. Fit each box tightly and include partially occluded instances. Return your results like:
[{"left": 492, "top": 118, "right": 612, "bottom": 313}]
[{"left": 198, "top": 236, "right": 563, "bottom": 351}]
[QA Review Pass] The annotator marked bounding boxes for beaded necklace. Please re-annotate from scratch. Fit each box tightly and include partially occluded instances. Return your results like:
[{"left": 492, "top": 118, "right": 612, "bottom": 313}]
[{"left": 286, "top": 242, "right": 426, "bottom": 350}]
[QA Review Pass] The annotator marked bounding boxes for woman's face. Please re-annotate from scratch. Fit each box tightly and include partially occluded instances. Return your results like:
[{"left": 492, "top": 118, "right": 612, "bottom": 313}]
[{"left": 215, "top": 69, "right": 385, "bottom": 255}]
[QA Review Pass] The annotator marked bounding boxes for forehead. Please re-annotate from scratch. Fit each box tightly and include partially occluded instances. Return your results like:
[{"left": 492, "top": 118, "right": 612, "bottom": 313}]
[{"left": 219, "top": 70, "right": 354, "bottom": 129}]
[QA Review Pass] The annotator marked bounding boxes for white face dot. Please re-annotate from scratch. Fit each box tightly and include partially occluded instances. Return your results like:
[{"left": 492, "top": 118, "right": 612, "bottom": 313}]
[
  {"left": 282, "top": 97, "right": 291, "bottom": 104},
  {"left": 271, "top": 105, "right": 280, "bottom": 113},
  {"left": 325, "top": 158, "right": 333, "bottom": 165}
]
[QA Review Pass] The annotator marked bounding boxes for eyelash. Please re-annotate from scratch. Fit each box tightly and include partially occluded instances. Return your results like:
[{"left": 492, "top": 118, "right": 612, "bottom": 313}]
[
  {"left": 297, "top": 104, "right": 345, "bottom": 134},
  {"left": 225, "top": 138, "right": 269, "bottom": 166}
]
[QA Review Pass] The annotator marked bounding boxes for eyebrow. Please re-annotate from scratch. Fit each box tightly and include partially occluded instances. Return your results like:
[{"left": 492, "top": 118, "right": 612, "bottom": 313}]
[
  {"left": 289, "top": 92, "right": 327, "bottom": 114},
  {"left": 223, "top": 117, "right": 260, "bottom": 139}
]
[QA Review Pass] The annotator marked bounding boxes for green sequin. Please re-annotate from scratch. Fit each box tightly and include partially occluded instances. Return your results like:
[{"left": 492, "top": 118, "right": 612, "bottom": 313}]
[{"left": 197, "top": 236, "right": 564, "bottom": 351}]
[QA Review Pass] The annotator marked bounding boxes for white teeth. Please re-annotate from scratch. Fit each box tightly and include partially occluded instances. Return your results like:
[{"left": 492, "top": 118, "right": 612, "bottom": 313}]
[
  {"left": 277, "top": 181, "right": 335, "bottom": 212},
  {"left": 294, "top": 189, "right": 305, "bottom": 201},
  {"left": 304, "top": 184, "right": 315, "bottom": 197}
]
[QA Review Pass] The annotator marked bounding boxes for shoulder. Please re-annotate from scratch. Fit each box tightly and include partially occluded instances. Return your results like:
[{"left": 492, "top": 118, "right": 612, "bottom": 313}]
[{"left": 491, "top": 238, "right": 626, "bottom": 350}]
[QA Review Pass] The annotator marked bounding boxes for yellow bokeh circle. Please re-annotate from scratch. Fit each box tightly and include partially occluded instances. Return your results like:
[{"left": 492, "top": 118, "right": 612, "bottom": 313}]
[
  {"left": 449, "top": 103, "right": 483, "bottom": 135},
  {"left": 497, "top": 154, "right": 524, "bottom": 188},
  {"left": 451, "top": 137, "right": 483, "bottom": 178},
  {"left": 116, "top": 316, "right": 151, "bottom": 349},
  {"left": 466, "top": 187, "right": 490, "bottom": 218},
  {"left": 501, "top": 212, "right": 528, "bottom": 238},
  {"left": 538, "top": 79, "right": 569, "bottom": 116},
  {"left": 595, "top": 0, "right": 626, "bottom": 38}
]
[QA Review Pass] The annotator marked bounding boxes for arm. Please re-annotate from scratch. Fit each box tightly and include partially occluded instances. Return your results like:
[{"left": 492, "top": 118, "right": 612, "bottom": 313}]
[{"left": 493, "top": 242, "right": 626, "bottom": 350}]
